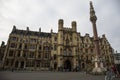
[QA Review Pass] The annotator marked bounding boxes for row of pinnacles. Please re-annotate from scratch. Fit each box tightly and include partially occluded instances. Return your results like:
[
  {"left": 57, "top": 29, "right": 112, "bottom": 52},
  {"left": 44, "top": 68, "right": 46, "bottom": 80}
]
[
  {"left": 12, "top": 19, "right": 76, "bottom": 33},
  {"left": 58, "top": 19, "right": 77, "bottom": 32}
]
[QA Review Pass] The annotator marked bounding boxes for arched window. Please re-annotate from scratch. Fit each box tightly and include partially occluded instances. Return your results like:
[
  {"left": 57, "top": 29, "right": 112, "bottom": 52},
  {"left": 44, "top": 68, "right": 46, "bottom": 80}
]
[
  {"left": 23, "top": 53, "right": 26, "bottom": 57},
  {"left": 64, "top": 49, "right": 67, "bottom": 55},
  {"left": 39, "top": 45, "right": 41, "bottom": 50},
  {"left": 20, "top": 61, "right": 24, "bottom": 68},
  {"left": 68, "top": 49, "right": 72, "bottom": 55},
  {"left": 82, "top": 63, "right": 85, "bottom": 69},
  {"left": 19, "top": 44, "right": 22, "bottom": 49},
  {"left": 15, "top": 61, "right": 19, "bottom": 68},
  {"left": 54, "top": 54, "right": 57, "bottom": 60},
  {"left": 17, "top": 52, "right": 20, "bottom": 57},
  {"left": 54, "top": 37, "right": 57, "bottom": 41},
  {"left": 10, "top": 43, "right": 16, "bottom": 48},
  {"left": 54, "top": 45, "right": 57, "bottom": 50},
  {"left": 9, "top": 50, "right": 14, "bottom": 57},
  {"left": 66, "top": 38, "right": 69, "bottom": 45},
  {"left": 24, "top": 44, "right": 27, "bottom": 49},
  {"left": 60, "top": 48, "right": 62, "bottom": 54}
]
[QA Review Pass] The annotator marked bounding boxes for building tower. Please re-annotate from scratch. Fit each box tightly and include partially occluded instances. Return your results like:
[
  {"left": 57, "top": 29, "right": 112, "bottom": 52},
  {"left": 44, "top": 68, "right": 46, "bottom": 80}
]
[
  {"left": 57, "top": 19, "right": 64, "bottom": 69},
  {"left": 90, "top": 1, "right": 105, "bottom": 74}
]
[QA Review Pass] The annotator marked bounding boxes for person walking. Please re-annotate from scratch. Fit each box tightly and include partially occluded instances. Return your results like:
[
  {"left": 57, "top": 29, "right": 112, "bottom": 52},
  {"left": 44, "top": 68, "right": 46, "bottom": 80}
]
[
  {"left": 105, "top": 68, "right": 110, "bottom": 80},
  {"left": 105, "top": 68, "right": 115, "bottom": 80}
]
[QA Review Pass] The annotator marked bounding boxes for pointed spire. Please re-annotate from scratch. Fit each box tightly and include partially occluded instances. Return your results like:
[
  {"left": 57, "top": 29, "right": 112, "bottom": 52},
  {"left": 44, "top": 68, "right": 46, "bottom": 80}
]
[{"left": 90, "top": 1, "right": 97, "bottom": 22}]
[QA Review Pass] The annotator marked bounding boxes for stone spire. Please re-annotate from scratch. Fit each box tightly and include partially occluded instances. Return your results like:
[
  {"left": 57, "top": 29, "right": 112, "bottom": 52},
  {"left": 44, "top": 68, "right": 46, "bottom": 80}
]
[{"left": 90, "top": 1, "right": 97, "bottom": 22}]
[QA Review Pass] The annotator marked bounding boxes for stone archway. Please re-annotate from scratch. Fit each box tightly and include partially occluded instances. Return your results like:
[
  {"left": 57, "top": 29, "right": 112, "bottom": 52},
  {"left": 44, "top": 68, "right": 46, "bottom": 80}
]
[
  {"left": 82, "top": 63, "right": 85, "bottom": 69},
  {"left": 54, "top": 62, "right": 57, "bottom": 70},
  {"left": 15, "top": 61, "right": 19, "bottom": 68},
  {"left": 20, "top": 61, "right": 25, "bottom": 68},
  {"left": 64, "top": 59, "right": 71, "bottom": 71}
]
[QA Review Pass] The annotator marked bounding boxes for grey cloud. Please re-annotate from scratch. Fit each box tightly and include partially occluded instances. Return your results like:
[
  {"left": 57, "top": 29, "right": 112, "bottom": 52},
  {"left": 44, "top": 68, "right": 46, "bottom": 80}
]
[{"left": 0, "top": 0, "right": 120, "bottom": 52}]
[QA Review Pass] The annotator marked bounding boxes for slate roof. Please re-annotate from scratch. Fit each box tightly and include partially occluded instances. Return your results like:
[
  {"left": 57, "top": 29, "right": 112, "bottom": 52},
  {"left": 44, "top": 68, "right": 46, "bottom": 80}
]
[{"left": 11, "top": 29, "right": 51, "bottom": 38}]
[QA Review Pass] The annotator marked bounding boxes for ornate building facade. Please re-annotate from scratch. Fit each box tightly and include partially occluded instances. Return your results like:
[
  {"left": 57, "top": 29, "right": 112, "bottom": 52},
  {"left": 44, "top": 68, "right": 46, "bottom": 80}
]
[
  {"left": 0, "top": 41, "right": 6, "bottom": 69},
  {"left": 2, "top": 19, "right": 114, "bottom": 71}
]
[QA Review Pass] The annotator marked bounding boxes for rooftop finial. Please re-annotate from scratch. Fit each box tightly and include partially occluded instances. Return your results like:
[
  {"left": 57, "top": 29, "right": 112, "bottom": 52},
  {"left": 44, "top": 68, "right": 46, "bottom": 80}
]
[
  {"left": 39, "top": 27, "right": 41, "bottom": 32},
  {"left": 12, "top": 25, "right": 16, "bottom": 32},
  {"left": 1, "top": 41, "right": 5, "bottom": 47},
  {"left": 27, "top": 27, "right": 29, "bottom": 31},
  {"left": 51, "top": 28, "right": 53, "bottom": 33}
]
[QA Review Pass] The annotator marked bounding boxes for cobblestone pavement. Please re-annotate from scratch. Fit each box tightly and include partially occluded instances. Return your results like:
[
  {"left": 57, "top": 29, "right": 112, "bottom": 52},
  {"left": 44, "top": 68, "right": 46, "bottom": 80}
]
[{"left": 0, "top": 71, "right": 119, "bottom": 80}]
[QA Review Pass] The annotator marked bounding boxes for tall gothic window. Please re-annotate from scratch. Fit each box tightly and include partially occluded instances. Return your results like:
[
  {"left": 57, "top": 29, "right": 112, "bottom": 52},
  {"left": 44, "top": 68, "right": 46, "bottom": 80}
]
[
  {"left": 10, "top": 37, "right": 18, "bottom": 41},
  {"left": 64, "top": 49, "right": 67, "bottom": 55},
  {"left": 38, "top": 52, "right": 41, "bottom": 58},
  {"left": 60, "top": 48, "right": 62, "bottom": 55},
  {"left": 36, "top": 62, "right": 40, "bottom": 67},
  {"left": 68, "top": 49, "right": 72, "bottom": 55},
  {"left": 9, "top": 50, "right": 14, "bottom": 57},
  {"left": 17, "top": 51, "right": 20, "bottom": 57},
  {"left": 54, "top": 45, "right": 57, "bottom": 50},
  {"left": 24, "top": 44, "right": 27, "bottom": 49},
  {"left": 54, "top": 37, "right": 57, "bottom": 41},
  {"left": 44, "top": 53, "right": 48, "bottom": 58},
  {"left": 39, "top": 45, "right": 41, "bottom": 50},
  {"left": 19, "top": 44, "right": 22, "bottom": 49},
  {"left": 54, "top": 54, "right": 57, "bottom": 60},
  {"left": 29, "top": 52, "right": 35, "bottom": 58},
  {"left": 30, "top": 45, "right": 36, "bottom": 49},
  {"left": 10, "top": 43, "right": 16, "bottom": 48},
  {"left": 66, "top": 38, "right": 69, "bottom": 45}
]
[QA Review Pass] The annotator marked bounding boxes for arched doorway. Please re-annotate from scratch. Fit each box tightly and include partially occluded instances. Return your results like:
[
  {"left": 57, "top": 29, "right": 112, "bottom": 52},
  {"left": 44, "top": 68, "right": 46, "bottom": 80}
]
[
  {"left": 54, "top": 62, "right": 57, "bottom": 70},
  {"left": 82, "top": 63, "right": 85, "bottom": 69},
  {"left": 20, "top": 61, "right": 24, "bottom": 68},
  {"left": 64, "top": 60, "right": 71, "bottom": 71},
  {"left": 15, "top": 61, "right": 19, "bottom": 68}
]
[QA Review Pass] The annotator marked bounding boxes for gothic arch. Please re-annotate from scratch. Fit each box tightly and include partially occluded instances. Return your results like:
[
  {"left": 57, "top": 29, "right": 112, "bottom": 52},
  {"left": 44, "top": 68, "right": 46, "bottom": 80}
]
[
  {"left": 20, "top": 61, "right": 25, "bottom": 68},
  {"left": 64, "top": 59, "right": 72, "bottom": 71},
  {"left": 15, "top": 61, "right": 19, "bottom": 68}
]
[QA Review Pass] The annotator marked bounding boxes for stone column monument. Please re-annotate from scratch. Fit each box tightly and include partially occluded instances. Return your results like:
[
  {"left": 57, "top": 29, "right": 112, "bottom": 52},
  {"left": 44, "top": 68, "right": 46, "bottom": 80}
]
[{"left": 90, "top": 1, "right": 105, "bottom": 74}]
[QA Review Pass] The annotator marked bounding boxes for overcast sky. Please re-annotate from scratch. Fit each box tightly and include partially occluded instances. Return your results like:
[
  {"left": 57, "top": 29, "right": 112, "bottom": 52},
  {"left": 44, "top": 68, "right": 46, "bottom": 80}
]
[{"left": 0, "top": 0, "right": 120, "bottom": 52}]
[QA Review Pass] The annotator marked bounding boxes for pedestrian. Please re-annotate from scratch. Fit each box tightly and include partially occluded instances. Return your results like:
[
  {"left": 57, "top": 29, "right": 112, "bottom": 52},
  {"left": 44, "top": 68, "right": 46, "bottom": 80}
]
[
  {"left": 110, "top": 68, "right": 115, "bottom": 80},
  {"left": 105, "top": 68, "right": 115, "bottom": 80},
  {"left": 105, "top": 68, "right": 110, "bottom": 80},
  {"left": 111, "top": 65, "right": 117, "bottom": 77}
]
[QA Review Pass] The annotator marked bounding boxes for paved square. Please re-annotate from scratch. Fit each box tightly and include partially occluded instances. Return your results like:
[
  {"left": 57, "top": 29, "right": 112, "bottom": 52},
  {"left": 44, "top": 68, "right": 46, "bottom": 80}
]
[{"left": 0, "top": 71, "right": 119, "bottom": 80}]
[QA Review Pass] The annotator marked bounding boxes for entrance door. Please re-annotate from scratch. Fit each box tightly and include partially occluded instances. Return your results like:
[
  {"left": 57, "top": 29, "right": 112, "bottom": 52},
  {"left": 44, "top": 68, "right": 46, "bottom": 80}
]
[
  {"left": 54, "top": 62, "right": 57, "bottom": 70},
  {"left": 20, "top": 61, "right": 24, "bottom": 68},
  {"left": 64, "top": 60, "right": 71, "bottom": 71},
  {"left": 15, "top": 61, "right": 19, "bottom": 68}
]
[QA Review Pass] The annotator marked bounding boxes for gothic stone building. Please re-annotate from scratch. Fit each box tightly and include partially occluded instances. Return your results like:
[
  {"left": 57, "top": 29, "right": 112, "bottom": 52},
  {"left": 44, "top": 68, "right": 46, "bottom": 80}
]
[
  {"left": 3, "top": 19, "right": 114, "bottom": 71},
  {"left": 0, "top": 41, "right": 6, "bottom": 68}
]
